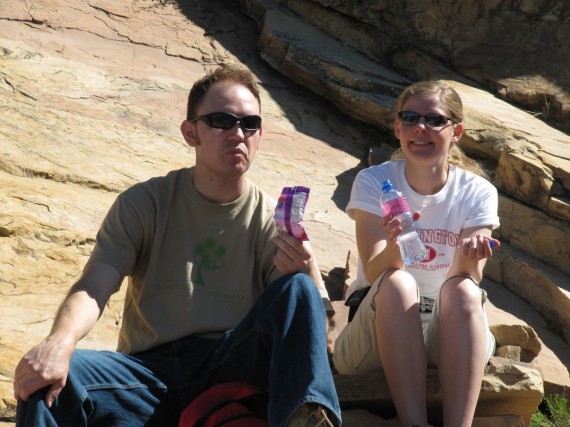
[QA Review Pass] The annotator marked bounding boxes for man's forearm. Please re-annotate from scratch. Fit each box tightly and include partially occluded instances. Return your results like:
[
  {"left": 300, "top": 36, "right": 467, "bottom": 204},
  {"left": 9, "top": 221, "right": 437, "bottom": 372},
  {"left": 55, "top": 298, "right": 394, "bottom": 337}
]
[
  {"left": 306, "top": 256, "right": 323, "bottom": 287},
  {"left": 49, "top": 288, "right": 105, "bottom": 344},
  {"left": 49, "top": 262, "right": 121, "bottom": 344}
]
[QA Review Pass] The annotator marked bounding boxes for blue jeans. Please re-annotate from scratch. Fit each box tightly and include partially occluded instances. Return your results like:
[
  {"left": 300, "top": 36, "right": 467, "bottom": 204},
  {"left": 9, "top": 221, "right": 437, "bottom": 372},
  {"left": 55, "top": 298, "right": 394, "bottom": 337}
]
[{"left": 16, "top": 273, "right": 341, "bottom": 427}]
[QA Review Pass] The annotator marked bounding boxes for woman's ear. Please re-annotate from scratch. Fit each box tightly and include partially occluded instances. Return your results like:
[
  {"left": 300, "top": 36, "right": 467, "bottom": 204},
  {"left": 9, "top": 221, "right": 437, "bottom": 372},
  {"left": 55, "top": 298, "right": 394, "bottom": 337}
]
[
  {"left": 180, "top": 120, "right": 197, "bottom": 147},
  {"left": 394, "top": 118, "right": 401, "bottom": 140},
  {"left": 451, "top": 122, "right": 464, "bottom": 142}
]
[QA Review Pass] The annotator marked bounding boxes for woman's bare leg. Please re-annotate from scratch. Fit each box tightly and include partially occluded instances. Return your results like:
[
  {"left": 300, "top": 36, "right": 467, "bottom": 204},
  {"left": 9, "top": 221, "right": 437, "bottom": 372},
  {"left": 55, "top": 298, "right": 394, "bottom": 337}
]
[
  {"left": 438, "top": 277, "right": 487, "bottom": 426},
  {"left": 375, "top": 270, "right": 428, "bottom": 426}
]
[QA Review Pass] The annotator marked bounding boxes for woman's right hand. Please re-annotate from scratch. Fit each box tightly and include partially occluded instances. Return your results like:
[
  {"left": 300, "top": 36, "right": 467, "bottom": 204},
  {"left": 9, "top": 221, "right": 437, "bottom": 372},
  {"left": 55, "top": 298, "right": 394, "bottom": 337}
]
[
  {"left": 355, "top": 209, "right": 408, "bottom": 283},
  {"left": 381, "top": 211, "right": 421, "bottom": 247}
]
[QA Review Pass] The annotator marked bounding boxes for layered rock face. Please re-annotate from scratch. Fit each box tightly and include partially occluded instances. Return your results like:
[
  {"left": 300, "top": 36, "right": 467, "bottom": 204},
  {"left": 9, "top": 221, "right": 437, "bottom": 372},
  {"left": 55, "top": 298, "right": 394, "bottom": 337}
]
[
  {"left": 1, "top": 0, "right": 570, "bottom": 425},
  {"left": 249, "top": 0, "right": 570, "bottom": 356},
  {"left": 266, "top": 0, "right": 570, "bottom": 133}
]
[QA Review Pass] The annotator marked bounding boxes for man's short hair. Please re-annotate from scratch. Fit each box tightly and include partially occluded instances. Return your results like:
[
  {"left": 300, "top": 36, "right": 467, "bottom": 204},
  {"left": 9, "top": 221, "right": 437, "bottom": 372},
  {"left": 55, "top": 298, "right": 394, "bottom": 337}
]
[{"left": 186, "top": 64, "right": 261, "bottom": 121}]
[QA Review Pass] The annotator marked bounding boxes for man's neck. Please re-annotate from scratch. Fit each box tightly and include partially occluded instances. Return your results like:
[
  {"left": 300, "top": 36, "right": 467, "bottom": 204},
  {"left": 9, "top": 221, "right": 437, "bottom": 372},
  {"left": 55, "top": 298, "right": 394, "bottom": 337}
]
[{"left": 191, "top": 169, "right": 247, "bottom": 203}]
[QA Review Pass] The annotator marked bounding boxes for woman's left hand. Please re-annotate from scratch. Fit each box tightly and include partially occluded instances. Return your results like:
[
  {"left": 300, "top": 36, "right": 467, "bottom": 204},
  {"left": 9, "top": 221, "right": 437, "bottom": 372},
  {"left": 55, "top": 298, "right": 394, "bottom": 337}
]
[{"left": 457, "top": 234, "right": 500, "bottom": 260}]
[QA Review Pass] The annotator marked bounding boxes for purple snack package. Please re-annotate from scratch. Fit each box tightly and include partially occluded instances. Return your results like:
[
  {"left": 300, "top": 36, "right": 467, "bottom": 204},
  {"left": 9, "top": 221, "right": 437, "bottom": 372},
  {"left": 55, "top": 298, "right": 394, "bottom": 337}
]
[{"left": 274, "top": 186, "right": 310, "bottom": 241}]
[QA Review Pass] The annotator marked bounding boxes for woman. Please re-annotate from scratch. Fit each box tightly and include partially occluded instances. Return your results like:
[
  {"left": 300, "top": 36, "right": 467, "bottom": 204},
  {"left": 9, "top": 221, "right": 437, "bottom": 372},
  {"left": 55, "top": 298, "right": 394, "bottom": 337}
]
[{"left": 332, "top": 80, "right": 500, "bottom": 427}]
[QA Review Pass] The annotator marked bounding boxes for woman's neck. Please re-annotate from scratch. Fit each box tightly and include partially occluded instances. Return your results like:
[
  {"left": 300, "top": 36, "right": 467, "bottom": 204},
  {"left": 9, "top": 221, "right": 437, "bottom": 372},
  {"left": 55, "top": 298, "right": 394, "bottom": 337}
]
[{"left": 404, "top": 162, "right": 449, "bottom": 195}]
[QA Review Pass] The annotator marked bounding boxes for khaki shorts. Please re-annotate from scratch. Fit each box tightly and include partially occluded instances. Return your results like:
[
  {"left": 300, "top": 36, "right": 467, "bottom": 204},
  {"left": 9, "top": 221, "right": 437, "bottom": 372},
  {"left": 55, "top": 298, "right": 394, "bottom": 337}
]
[{"left": 332, "top": 270, "right": 496, "bottom": 374}]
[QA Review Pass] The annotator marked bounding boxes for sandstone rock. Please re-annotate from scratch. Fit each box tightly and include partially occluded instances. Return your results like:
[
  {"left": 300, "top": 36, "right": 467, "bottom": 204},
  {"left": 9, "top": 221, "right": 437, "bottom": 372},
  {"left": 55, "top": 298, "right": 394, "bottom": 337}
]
[
  {"left": 488, "top": 356, "right": 538, "bottom": 372},
  {"left": 495, "top": 149, "right": 555, "bottom": 210},
  {"left": 258, "top": 8, "right": 408, "bottom": 130},
  {"left": 340, "top": 410, "right": 525, "bottom": 427},
  {"left": 495, "top": 198, "right": 570, "bottom": 278},
  {"left": 480, "top": 364, "right": 543, "bottom": 425},
  {"left": 485, "top": 281, "right": 570, "bottom": 400},
  {"left": 341, "top": 408, "right": 400, "bottom": 426},
  {"left": 267, "top": 0, "right": 570, "bottom": 133},
  {"left": 495, "top": 346, "right": 522, "bottom": 362},
  {"left": 334, "top": 364, "right": 542, "bottom": 426},
  {"left": 488, "top": 244, "right": 570, "bottom": 345},
  {"left": 2, "top": 0, "right": 570, "bottom": 424},
  {"left": 490, "top": 324, "right": 542, "bottom": 359},
  {"left": 472, "top": 415, "right": 525, "bottom": 427}
]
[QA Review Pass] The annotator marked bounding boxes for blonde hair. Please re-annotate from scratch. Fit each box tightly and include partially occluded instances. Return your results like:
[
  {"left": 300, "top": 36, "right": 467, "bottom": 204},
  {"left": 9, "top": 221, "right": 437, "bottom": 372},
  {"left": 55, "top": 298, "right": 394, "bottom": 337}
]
[{"left": 391, "top": 80, "right": 488, "bottom": 179}]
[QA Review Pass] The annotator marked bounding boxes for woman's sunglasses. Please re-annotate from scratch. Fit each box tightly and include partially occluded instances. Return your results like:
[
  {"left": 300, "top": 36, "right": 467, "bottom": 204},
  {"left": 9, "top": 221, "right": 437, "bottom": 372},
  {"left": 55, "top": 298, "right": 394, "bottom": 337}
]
[
  {"left": 191, "top": 112, "right": 262, "bottom": 131},
  {"left": 397, "top": 111, "right": 454, "bottom": 128}
]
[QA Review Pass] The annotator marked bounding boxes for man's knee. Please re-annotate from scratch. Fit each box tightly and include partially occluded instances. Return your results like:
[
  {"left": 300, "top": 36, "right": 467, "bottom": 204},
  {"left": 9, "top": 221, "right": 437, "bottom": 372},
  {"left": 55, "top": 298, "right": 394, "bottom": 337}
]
[
  {"left": 264, "top": 273, "right": 324, "bottom": 319},
  {"left": 16, "top": 386, "right": 54, "bottom": 426},
  {"left": 268, "top": 273, "right": 318, "bottom": 297}
]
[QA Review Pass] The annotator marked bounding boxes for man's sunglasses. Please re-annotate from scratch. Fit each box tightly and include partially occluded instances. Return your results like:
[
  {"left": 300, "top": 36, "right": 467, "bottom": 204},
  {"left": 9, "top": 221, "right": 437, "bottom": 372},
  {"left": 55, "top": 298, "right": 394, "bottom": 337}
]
[
  {"left": 397, "top": 111, "right": 454, "bottom": 128},
  {"left": 191, "top": 112, "right": 262, "bottom": 131}
]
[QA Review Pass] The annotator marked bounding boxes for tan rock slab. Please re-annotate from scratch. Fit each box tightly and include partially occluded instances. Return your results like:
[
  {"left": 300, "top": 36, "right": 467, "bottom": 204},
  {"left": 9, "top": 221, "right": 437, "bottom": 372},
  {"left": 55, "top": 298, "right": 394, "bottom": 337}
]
[
  {"left": 472, "top": 415, "right": 525, "bottom": 427},
  {"left": 490, "top": 324, "right": 542, "bottom": 358},
  {"left": 334, "top": 364, "right": 542, "bottom": 426},
  {"left": 485, "top": 280, "right": 570, "bottom": 399},
  {"left": 340, "top": 410, "right": 525, "bottom": 427}
]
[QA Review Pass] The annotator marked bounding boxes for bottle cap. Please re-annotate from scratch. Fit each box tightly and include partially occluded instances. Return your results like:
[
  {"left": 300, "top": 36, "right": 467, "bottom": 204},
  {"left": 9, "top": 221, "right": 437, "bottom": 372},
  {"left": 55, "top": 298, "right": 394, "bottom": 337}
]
[{"left": 381, "top": 179, "right": 393, "bottom": 192}]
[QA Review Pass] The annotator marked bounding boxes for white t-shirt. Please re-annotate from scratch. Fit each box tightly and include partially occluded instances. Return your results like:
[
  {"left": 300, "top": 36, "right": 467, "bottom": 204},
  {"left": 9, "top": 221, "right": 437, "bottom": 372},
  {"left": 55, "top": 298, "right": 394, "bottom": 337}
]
[{"left": 346, "top": 159, "right": 500, "bottom": 300}]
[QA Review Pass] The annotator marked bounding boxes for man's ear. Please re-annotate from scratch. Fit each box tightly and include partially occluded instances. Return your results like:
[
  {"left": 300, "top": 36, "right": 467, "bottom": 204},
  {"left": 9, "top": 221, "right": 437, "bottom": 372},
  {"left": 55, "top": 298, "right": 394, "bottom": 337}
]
[
  {"left": 452, "top": 122, "right": 464, "bottom": 142},
  {"left": 181, "top": 120, "right": 197, "bottom": 147}
]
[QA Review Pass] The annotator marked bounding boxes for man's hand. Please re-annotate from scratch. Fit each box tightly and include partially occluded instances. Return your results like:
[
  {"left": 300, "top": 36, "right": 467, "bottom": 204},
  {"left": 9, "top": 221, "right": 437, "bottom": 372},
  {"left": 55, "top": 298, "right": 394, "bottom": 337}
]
[
  {"left": 13, "top": 262, "right": 121, "bottom": 407},
  {"left": 13, "top": 334, "right": 75, "bottom": 407},
  {"left": 272, "top": 231, "right": 313, "bottom": 275}
]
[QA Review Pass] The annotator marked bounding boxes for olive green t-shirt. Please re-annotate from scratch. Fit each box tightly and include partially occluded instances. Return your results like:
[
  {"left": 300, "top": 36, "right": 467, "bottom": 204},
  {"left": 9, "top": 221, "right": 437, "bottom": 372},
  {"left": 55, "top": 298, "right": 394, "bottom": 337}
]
[{"left": 88, "top": 168, "right": 284, "bottom": 354}]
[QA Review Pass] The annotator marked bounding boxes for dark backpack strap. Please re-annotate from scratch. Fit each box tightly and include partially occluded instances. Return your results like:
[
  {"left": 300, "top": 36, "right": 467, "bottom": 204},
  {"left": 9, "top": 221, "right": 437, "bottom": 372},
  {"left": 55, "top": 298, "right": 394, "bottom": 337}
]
[{"left": 344, "top": 286, "right": 371, "bottom": 322}]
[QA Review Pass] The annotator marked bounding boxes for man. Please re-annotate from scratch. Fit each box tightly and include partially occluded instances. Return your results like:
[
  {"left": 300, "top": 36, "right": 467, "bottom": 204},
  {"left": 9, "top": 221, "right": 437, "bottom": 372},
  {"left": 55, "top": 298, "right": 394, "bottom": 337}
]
[{"left": 14, "top": 64, "right": 341, "bottom": 427}]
